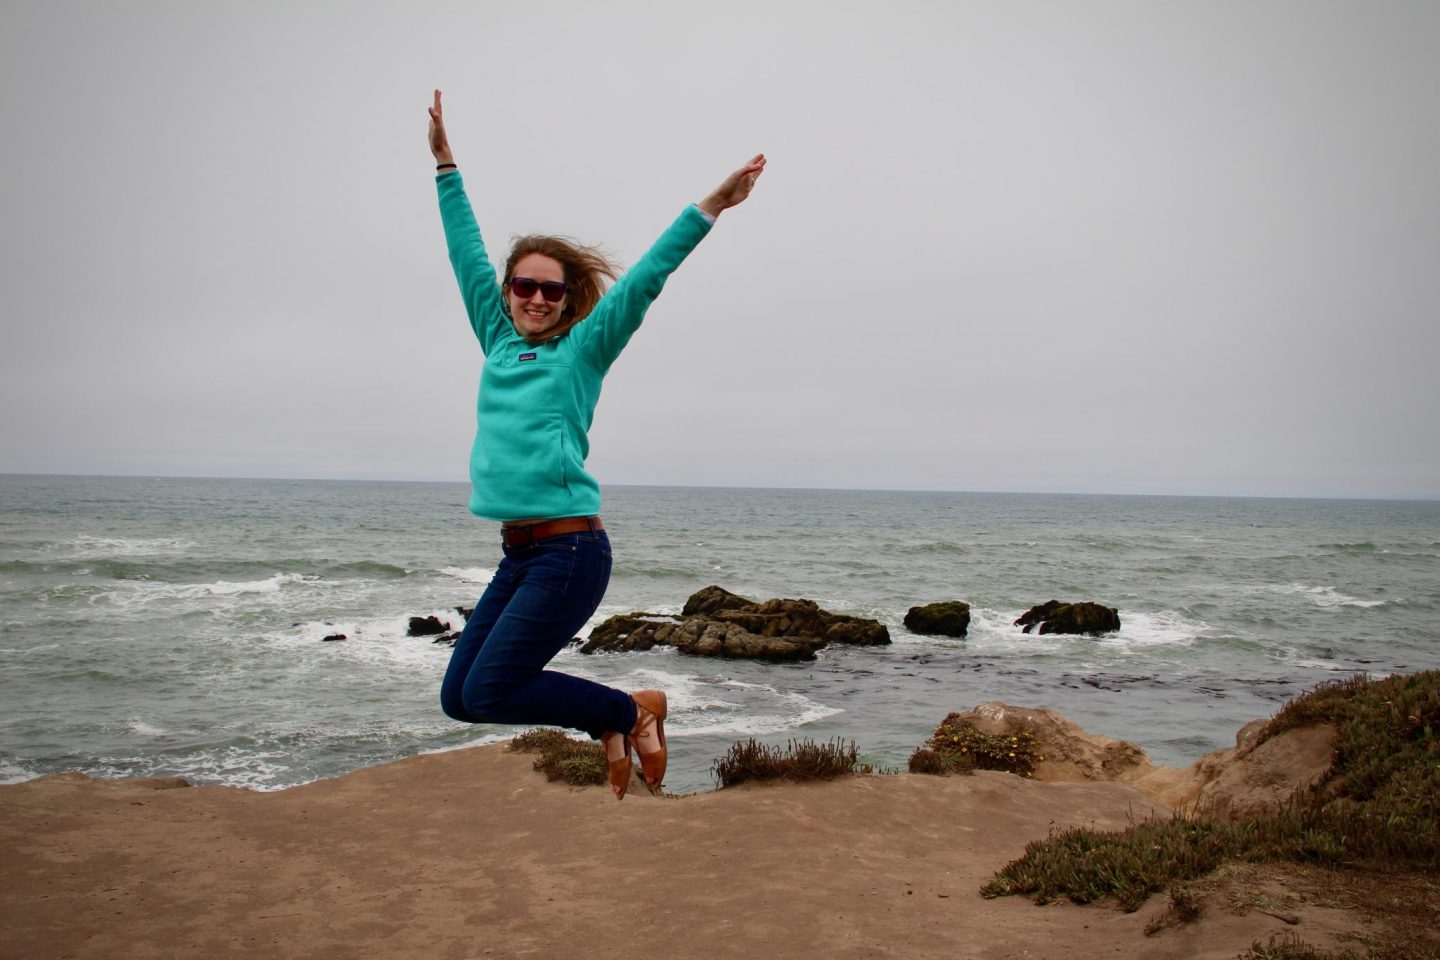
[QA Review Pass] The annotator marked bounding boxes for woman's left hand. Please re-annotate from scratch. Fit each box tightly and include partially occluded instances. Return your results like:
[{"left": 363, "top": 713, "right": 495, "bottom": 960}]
[{"left": 698, "top": 154, "right": 766, "bottom": 218}]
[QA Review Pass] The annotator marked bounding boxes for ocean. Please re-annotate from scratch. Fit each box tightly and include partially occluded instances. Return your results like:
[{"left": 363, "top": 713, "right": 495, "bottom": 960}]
[{"left": 2, "top": 475, "right": 1437, "bottom": 795}]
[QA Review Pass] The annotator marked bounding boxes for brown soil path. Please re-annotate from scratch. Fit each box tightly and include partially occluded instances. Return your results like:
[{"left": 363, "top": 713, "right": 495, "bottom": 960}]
[{"left": 1, "top": 744, "right": 1365, "bottom": 959}]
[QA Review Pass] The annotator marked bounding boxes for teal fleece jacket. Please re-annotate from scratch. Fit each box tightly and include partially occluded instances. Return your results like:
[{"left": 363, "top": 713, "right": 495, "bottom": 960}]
[{"left": 437, "top": 171, "right": 712, "bottom": 521}]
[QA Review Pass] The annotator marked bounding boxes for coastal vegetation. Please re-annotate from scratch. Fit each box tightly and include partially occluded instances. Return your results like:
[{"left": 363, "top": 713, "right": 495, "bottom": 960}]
[
  {"left": 507, "top": 728, "right": 607, "bottom": 786},
  {"left": 908, "top": 712, "right": 1044, "bottom": 777},
  {"left": 711, "top": 737, "right": 864, "bottom": 787},
  {"left": 979, "top": 671, "right": 1440, "bottom": 930}
]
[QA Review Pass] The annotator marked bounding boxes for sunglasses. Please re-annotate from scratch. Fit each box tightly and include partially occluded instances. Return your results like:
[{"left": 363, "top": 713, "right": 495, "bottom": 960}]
[{"left": 507, "top": 276, "right": 568, "bottom": 303}]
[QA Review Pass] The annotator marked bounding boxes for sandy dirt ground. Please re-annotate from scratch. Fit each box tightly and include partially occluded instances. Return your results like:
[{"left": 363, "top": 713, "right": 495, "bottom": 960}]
[{"left": 1, "top": 744, "right": 1370, "bottom": 960}]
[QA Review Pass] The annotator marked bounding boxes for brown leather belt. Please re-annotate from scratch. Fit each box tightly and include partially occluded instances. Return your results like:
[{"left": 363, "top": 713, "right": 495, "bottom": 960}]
[{"left": 501, "top": 516, "right": 604, "bottom": 548}]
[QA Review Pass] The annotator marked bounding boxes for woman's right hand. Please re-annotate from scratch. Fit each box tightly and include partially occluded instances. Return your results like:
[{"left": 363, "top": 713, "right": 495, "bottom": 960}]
[{"left": 428, "top": 89, "right": 454, "bottom": 165}]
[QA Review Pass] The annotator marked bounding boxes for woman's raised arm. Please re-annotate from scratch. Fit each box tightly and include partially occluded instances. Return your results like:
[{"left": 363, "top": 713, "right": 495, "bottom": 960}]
[
  {"left": 697, "top": 154, "right": 766, "bottom": 218},
  {"left": 429, "top": 89, "right": 455, "bottom": 167},
  {"left": 430, "top": 90, "right": 507, "bottom": 352}
]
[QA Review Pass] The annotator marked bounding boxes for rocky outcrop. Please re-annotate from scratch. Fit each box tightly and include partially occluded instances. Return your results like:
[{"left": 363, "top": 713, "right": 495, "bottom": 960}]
[
  {"left": 1180, "top": 719, "right": 1338, "bottom": 820},
  {"left": 407, "top": 612, "right": 465, "bottom": 647},
  {"left": 582, "top": 586, "right": 891, "bottom": 662},
  {"left": 904, "top": 601, "right": 971, "bottom": 638},
  {"left": 935, "top": 701, "right": 1337, "bottom": 820},
  {"left": 682, "top": 585, "right": 756, "bottom": 617},
  {"left": 408, "top": 615, "right": 450, "bottom": 637},
  {"left": 1014, "top": 600, "right": 1120, "bottom": 636},
  {"left": 958, "top": 703, "right": 1151, "bottom": 783}
]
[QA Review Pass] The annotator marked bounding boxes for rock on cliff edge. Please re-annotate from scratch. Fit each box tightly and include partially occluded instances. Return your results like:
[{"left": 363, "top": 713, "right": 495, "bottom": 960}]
[{"left": 952, "top": 701, "right": 1336, "bottom": 819}]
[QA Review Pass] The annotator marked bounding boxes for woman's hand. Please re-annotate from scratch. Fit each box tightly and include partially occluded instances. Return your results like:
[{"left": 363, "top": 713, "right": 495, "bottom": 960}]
[
  {"left": 429, "top": 89, "right": 454, "bottom": 165},
  {"left": 698, "top": 154, "right": 766, "bottom": 218}
]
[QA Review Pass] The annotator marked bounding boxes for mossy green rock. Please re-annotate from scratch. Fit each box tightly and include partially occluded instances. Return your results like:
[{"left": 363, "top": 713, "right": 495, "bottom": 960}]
[{"left": 904, "top": 601, "right": 972, "bottom": 638}]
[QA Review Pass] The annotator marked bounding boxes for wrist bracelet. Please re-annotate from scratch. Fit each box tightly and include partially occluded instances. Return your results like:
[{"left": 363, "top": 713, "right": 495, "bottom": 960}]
[{"left": 436, "top": 162, "right": 457, "bottom": 171}]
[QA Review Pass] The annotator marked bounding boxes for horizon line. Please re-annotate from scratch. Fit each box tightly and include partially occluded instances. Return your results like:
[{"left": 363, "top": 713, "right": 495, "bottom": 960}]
[{"left": 2, "top": 470, "right": 1436, "bottom": 504}]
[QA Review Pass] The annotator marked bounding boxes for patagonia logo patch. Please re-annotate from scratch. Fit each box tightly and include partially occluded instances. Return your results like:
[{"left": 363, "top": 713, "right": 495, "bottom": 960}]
[{"left": 518, "top": 352, "right": 537, "bottom": 362}]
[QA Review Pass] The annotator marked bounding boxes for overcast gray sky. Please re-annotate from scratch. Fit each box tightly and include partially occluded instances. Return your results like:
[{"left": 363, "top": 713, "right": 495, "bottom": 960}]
[{"left": 3, "top": 1, "right": 1437, "bottom": 498}]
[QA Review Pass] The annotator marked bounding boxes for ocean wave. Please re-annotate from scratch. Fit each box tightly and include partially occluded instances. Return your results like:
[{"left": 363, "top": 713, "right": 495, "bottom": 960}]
[
  {"left": 628, "top": 565, "right": 706, "bottom": 579},
  {"left": 945, "top": 605, "right": 1208, "bottom": 651},
  {"left": 0, "top": 758, "right": 43, "bottom": 785},
  {"left": 321, "top": 560, "right": 412, "bottom": 579},
  {"left": 884, "top": 541, "right": 969, "bottom": 556},
  {"left": 44, "top": 535, "right": 197, "bottom": 558},
  {"left": 126, "top": 718, "right": 170, "bottom": 737},
  {"left": 590, "top": 666, "right": 843, "bottom": 738},
  {"left": 1287, "top": 657, "right": 1359, "bottom": 672},
  {"left": 1319, "top": 542, "right": 1380, "bottom": 552},
  {"left": 88, "top": 557, "right": 411, "bottom": 583},
  {"left": 38, "top": 572, "right": 323, "bottom": 609},
  {"left": 1268, "top": 584, "right": 1390, "bottom": 608},
  {"left": 440, "top": 566, "right": 495, "bottom": 585},
  {"left": 271, "top": 612, "right": 466, "bottom": 670},
  {"left": 1108, "top": 609, "right": 1209, "bottom": 646},
  {"left": 93, "top": 745, "right": 298, "bottom": 791}
]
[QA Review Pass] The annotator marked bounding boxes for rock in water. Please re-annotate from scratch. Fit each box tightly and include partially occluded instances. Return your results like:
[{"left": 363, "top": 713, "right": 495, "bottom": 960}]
[
  {"left": 407, "top": 615, "right": 449, "bottom": 637},
  {"left": 904, "top": 601, "right": 971, "bottom": 637},
  {"left": 1014, "top": 600, "right": 1120, "bottom": 636},
  {"left": 583, "top": 585, "right": 890, "bottom": 661},
  {"left": 681, "top": 585, "right": 757, "bottom": 617}
]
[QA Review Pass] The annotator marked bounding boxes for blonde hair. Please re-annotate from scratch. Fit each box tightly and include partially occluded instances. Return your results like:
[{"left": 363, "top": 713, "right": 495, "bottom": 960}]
[{"left": 504, "top": 236, "right": 621, "bottom": 344}]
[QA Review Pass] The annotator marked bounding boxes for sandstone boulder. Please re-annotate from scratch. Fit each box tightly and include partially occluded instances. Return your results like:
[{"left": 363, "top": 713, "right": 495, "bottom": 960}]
[
  {"left": 958, "top": 702, "right": 1151, "bottom": 783},
  {"left": 935, "top": 701, "right": 1338, "bottom": 820},
  {"left": 1182, "top": 719, "right": 1338, "bottom": 820},
  {"left": 904, "top": 601, "right": 971, "bottom": 638}
]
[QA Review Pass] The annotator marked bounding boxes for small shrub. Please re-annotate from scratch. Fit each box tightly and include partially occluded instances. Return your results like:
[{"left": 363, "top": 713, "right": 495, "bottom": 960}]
[
  {"left": 712, "top": 738, "right": 860, "bottom": 788},
  {"left": 907, "top": 747, "right": 976, "bottom": 775},
  {"left": 508, "top": 728, "right": 607, "bottom": 787},
  {"left": 1144, "top": 883, "right": 1205, "bottom": 935},
  {"left": 911, "top": 713, "right": 1042, "bottom": 778},
  {"left": 508, "top": 728, "right": 576, "bottom": 754}
]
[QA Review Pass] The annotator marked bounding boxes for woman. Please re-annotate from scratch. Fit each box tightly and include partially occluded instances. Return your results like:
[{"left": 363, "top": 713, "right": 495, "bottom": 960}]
[{"left": 429, "top": 90, "right": 764, "bottom": 799}]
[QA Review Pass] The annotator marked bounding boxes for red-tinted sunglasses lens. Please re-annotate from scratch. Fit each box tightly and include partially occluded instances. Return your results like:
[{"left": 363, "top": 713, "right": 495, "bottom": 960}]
[{"left": 509, "top": 277, "right": 567, "bottom": 302}]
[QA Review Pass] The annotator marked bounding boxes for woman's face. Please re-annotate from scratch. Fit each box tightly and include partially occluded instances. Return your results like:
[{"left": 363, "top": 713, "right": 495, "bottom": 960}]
[{"left": 507, "top": 253, "right": 568, "bottom": 338}]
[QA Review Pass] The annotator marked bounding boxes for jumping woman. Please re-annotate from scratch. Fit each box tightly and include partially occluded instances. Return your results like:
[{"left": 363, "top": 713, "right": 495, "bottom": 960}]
[{"left": 429, "top": 90, "right": 764, "bottom": 798}]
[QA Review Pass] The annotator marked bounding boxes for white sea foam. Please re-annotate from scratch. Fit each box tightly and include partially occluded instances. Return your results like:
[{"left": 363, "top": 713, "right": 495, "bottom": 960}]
[
  {"left": 149, "top": 746, "right": 296, "bottom": 791},
  {"left": 96, "top": 572, "right": 317, "bottom": 607},
  {"left": 0, "top": 643, "right": 60, "bottom": 656},
  {"left": 126, "top": 719, "right": 169, "bottom": 737},
  {"left": 1105, "top": 609, "right": 1208, "bottom": 647},
  {"left": 1289, "top": 657, "right": 1355, "bottom": 672},
  {"left": 441, "top": 566, "right": 495, "bottom": 585},
  {"left": 950, "top": 606, "right": 1207, "bottom": 652},
  {"left": 204, "top": 572, "right": 312, "bottom": 596},
  {"left": 0, "top": 759, "right": 42, "bottom": 784},
  {"left": 272, "top": 611, "right": 463, "bottom": 673},
  {"left": 1268, "top": 584, "right": 1389, "bottom": 608},
  {"left": 603, "top": 667, "right": 842, "bottom": 737},
  {"left": 49, "top": 534, "right": 196, "bottom": 558}
]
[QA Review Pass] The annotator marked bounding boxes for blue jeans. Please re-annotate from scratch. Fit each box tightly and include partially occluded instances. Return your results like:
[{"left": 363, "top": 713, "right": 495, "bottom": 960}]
[{"left": 440, "top": 530, "right": 637, "bottom": 740}]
